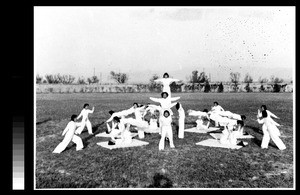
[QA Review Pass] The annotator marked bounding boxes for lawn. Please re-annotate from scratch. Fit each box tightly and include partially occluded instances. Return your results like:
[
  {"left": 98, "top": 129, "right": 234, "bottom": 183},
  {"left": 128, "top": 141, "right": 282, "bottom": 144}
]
[{"left": 35, "top": 92, "right": 294, "bottom": 189}]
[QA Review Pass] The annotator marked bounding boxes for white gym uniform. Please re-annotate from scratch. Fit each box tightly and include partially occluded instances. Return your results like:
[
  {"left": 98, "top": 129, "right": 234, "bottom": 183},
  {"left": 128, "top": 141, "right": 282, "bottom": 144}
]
[
  {"left": 53, "top": 121, "right": 83, "bottom": 153},
  {"left": 75, "top": 107, "right": 94, "bottom": 135}
]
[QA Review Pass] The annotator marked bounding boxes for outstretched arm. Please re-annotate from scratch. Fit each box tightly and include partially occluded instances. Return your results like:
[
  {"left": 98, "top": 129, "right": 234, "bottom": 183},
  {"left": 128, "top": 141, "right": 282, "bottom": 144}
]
[
  {"left": 169, "top": 78, "right": 180, "bottom": 83},
  {"left": 267, "top": 110, "right": 279, "bottom": 119},
  {"left": 76, "top": 110, "right": 83, "bottom": 120},
  {"left": 106, "top": 112, "right": 118, "bottom": 123},
  {"left": 154, "top": 78, "right": 163, "bottom": 83},
  {"left": 188, "top": 110, "right": 206, "bottom": 117},
  {"left": 88, "top": 107, "right": 94, "bottom": 114},
  {"left": 150, "top": 97, "right": 161, "bottom": 103}
]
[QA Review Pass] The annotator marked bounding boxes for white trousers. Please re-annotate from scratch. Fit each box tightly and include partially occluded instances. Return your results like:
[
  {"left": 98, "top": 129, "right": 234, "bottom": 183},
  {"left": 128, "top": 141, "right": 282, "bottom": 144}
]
[
  {"left": 116, "top": 129, "right": 132, "bottom": 145},
  {"left": 178, "top": 116, "right": 185, "bottom": 138},
  {"left": 261, "top": 126, "right": 286, "bottom": 150},
  {"left": 53, "top": 134, "right": 83, "bottom": 153},
  {"left": 75, "top": 120, "right": 92, "bottom": 134},
  {"left": 159, "top": 126, "right": 175, "bottom": 150}
]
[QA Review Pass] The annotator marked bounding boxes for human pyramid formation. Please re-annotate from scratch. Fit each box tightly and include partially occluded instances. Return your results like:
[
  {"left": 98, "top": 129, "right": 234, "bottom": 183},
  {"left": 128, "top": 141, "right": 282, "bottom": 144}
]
[{"left": 53, "top": 72, "right": 286, "bottom": 153}]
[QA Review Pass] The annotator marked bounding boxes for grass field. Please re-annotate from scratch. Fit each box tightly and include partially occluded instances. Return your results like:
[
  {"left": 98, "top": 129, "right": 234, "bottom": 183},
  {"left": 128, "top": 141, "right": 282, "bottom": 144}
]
[{"left": 35, "top": 92, "right": 294, "bottom": 189}]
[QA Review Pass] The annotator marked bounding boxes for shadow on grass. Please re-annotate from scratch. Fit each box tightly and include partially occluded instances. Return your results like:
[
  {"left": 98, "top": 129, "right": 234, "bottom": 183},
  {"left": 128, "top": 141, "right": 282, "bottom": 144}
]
[
  {"left": 148, "top": 173, "right": 173, "bottom": 188},
  {"left": 36, "top": 118, "right": 52, "bottom": 125},
  {"left": 246, "top": 125, "right": 263, "bottom": 135}
]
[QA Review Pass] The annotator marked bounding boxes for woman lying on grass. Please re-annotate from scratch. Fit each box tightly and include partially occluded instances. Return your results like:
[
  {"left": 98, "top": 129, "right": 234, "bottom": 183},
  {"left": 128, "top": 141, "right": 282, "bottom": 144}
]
[
  {"left": 218, "top": 116, "right": 248, "bottom": 147},
  {"left": 108, "top": 116, "right": 149, "bottom": 145},
  {"left": 187, "top": 108, "right": 210, "bottom": 130}
]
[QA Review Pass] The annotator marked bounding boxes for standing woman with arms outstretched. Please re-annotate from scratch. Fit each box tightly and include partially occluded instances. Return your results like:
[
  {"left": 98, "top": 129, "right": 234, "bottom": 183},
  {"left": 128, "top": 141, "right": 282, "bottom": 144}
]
[
  {"left": 75, "top": 103, "right": 94, "bottom": 135},
  {"left": 154, "top": 73, "right": 180, "bottom": 98}
]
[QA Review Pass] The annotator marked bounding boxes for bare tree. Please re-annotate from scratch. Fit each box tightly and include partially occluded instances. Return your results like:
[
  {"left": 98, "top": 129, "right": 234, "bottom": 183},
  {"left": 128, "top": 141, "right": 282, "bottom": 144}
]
[
  {"left": 36, "top": 74, "right": 43, "bottom": 84},
  {"left": 110, "top": 71, "right": 129, "bottom": 84},
  {"left": 189, "top": 70, "right": 208, "bottom": 83},
  {"left": 244, "top": 73, "right": 253, "bottom": 84},
  {"left": 149, "top": 74, "right": 161, "bottom": 92},
  {"left": 270, "top": 75, "right": 283, "bottom": 84},
  {"left": 77, "top": 76, "right": 86, "bottom": 84},
  {"left": 87, "top": 76, "right": 99, "bottom": 84},
  {"left": 230, "top": 72, "right": 240, "bottom": 92},
  {"left": 258, "top": 76, "right": 268, "bottom": 84}
]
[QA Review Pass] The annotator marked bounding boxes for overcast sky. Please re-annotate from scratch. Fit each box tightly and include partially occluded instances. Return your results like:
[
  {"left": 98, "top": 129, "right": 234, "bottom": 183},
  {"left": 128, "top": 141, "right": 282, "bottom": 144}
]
[{"left": 34, "top": 6, "right": 295, "bottom": 83}]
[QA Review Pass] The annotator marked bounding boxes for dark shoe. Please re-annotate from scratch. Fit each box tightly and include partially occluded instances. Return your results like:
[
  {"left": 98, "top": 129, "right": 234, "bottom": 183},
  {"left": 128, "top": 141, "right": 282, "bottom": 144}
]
[{"left": 108, "top": 140, "right": 115, "bottom": 145}]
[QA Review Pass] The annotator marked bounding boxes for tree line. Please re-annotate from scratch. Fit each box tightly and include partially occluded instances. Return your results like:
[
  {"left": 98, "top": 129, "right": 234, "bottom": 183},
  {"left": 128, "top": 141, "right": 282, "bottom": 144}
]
[{"left": 36, "top": 70, "right": 290, "bottom": 93}]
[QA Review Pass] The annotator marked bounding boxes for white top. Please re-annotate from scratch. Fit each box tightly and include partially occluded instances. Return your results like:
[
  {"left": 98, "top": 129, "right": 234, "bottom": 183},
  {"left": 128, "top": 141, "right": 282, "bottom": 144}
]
[
  {"left": 188, "top": 110, "right": 209, "bottom": 119},
  {"left": 62, "top": 121, "right": 81, "bottom": 136},
  {"left": 149, "top": 96, "right": 180, "bottom": 110},
  {"left": 178, "top": 104, "right": 185, "bottom": 118},
  {"left": 106, "top": 106, "right": 135, "bottom": 123},
  {"left": 211, "top": 105, "right": 225, "bottom": 113},
  {"left": 143, "top": 104, "right": 161, "bottom": 116},
  {"left": 160, "top": 115, "right": 172, "bottom": 127},
  {"left": 134, "top": 106, "right": 146, "bottom": 121},
  {"left": 154, "top": 78, "right": 180, "bottom": 92},
  {"left": 77, "top": 107, "right": 94, "bottom": 122},
  {"left": 218, "top": 111, "right": 242, "bottom": 120}
]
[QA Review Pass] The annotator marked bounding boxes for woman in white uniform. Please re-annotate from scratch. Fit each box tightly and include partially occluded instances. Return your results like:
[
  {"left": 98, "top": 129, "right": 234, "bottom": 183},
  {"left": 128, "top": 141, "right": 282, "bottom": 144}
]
[
  {"left": 132, "top": 103, "right": 147, "bottom": 139},
  {"left": 106, "top": 106, "right": 135, "bottom": 123},
  {"left": 257, "top": 105, "right": 286, "bottom": 150},
  {"left": 53, "top": 115, "right": 84, "bottom": 153},
  {"left": 176, "top": 102, "right": 185, "bottom": 139},
  {"left": 150, "top": 92, "right": 180, "bottom": 134},
  {"left": 188, "top": 109, "right": 210, "bottom": 130},
  {"left": 142, "top": 104, "right": 161, "bottom": 133},
  {"left": 209, "top": 102, "right": 225, "bottom": 127},
  {"left": 159, "top": 110, "right": 175, "bottom": 150},
  {"left": 75, "top": 104, "right": 94, "bottom": 135},
  {"left": 154, "top": 73, "right": 180, "bottom": 98},
  {"left": 108, "top": 117, "right": 133, "bottom": 145}
]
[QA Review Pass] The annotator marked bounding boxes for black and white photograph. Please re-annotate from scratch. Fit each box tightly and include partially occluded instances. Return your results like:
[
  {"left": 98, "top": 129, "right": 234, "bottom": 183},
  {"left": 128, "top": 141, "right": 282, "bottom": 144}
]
[{"left": 34, "top": 6, "right": 295, "bottom": 189}]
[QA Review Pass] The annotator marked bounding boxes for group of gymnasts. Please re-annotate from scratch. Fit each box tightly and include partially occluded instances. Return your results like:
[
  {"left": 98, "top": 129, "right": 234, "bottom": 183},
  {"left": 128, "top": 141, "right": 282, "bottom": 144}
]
[{"left": 53, "top": 72, "right": 286, "bottom": 153}]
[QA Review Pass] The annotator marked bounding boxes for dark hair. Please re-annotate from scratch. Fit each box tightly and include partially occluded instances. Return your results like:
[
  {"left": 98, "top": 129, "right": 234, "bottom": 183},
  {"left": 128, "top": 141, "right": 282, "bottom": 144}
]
[
  {"left": 237, "top": 120, "right": 244, "bottom": 127},
  {"left": 108, "top": 110, "right": 115, "bottom": 115},
  {"left": 163, "top": 110, "right": 170, "bottom": 116},
  {"left": 213, "top": 102, "right": 219, "bottom": 105},
  {"left": 203, "top": 109, "right": 208, "bottom": 113},
  {"left": 161, "top": 92, "right": 169, "bottom": 98},
  {"left": 241, "top": 115, "right": 246, "bottom": 120},
  {"left": 113, "top": 116, "right": 120, "bottom": 123},
  {"left": 262, "top": 110, "right": 268, "bottom": 118},
  {"left": 163, "top": 73, "right": 169, "bottom": 78},
  {"left": 83, "top": 103, "right": 89, "bottom": 108},
  {"left": 261, "top": 105, "right": 267, "bottom": 110},
  {"left": 175, "top": 102, "right": 180, "bottom": 110},
  {"left": 133, "top": 102, "right": 138, "bottom": 107},
  {"left": 71, "top": 114, "right": 77, "bottom": 121}
]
